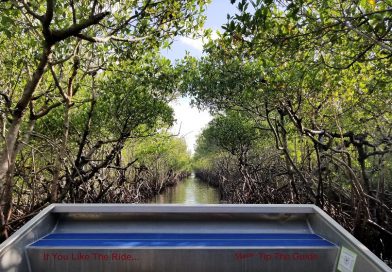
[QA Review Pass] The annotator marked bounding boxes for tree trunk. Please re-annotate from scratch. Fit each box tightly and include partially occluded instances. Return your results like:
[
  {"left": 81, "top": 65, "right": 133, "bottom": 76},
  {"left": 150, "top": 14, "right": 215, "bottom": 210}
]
[
  {"left": 279, "top": 112, "right": 299, "bottom": 202},
  {"left": 0, "top": 46, "right": 51, "bottom": 240},
  {"left": 50, "top": 102, "right": 71, "bottom": 202},
  {"left": 0, "top": 46, "right": 52, "bottom": 188}
]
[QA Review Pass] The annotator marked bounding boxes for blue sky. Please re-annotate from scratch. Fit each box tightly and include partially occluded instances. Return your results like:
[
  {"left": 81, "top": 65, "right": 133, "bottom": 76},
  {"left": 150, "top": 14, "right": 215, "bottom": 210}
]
[
  {"left": 162, "top": 1, "right": 237, "bottom": 61},
  {"left": 164, "top": 1, "right": 238, "bottom": 154}
]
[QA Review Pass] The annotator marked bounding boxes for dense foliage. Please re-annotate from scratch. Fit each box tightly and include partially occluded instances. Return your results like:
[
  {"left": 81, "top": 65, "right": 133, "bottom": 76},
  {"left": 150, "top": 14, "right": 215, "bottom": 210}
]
[
  {"left": 0, "top": 0, "right": 208, "bottom": 240},
  {"left": 188, "top": 0, "right": 392, "bottom": 263}
]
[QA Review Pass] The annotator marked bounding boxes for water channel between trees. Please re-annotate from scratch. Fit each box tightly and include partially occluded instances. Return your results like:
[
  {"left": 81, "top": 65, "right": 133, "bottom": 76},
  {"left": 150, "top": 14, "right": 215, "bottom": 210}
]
[{"left": 151, "top": 173, "right": 221, "bottom": 204}]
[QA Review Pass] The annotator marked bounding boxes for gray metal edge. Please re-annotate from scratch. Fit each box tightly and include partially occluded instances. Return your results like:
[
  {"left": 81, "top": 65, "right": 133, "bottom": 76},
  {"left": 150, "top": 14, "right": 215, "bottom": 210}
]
[
  {"left": 0, "top": 203, "right": 315, "bottom": 253},
  {"left": 51, "top": 203, "right": 317, "bottom": 214},
  {"left": 311, "top": 205, "right": 392, "bottom": 272},
  {"left": 0, "top": 204, "right": 55, "bottom": 252},
  {"left": 2, "top": 204, "right": 389, "bottom": 271}
]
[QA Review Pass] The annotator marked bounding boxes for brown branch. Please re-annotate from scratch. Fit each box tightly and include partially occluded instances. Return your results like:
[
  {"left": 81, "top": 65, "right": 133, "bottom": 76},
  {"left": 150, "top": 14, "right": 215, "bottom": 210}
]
[
  {"left": 75, "top": 33, "right": 149, "bottom": 43},
  {"left": 49, "top": 65, "right": 68, "bottom": 101},
  {"left": 48, "top": 53, "right": 74, "bottom": 65},
  {"left": 0, "top": 92, "right": 11, "bottom": 110},
  {"left": 90, "top": 0, "right": 98, "bottom": 18},
  {"left": 365, "top": 193, "right": 392, "bottom": 215},
  {"left": 320, "top": 43, "right": 374, "bottom": 70},
  {"left": 70, "top": 0, "right": 76, "bottom": 24},
  {"left": 107, "top": 159, "right": 138, "bottom": 171},
  {"left": 43, "top": 0, "right": 54, "bottom": 27},
  {"left": 342, "top": 20, "right": 392, "bottom": 52},
  {"left": 33, "top": 101, "right": 62, "bottom": 119},
  {"left": 108, "top": 0, "right": 152, "bottom": 36},
  {"left": 66, "top": 50, "right": 80, "bottom": 98},
  {"left": 17, "top": 0, "right": 44, "bottom": 22},
  {"left": 13, "top": 46, "right": 52, "bottom": 119},
  {"left": 325, "top": 152, "right": 369, "bottom": 219},
  {"left": 367, "top": 219, "right": 392, "bottom": 237},
  {"left": 365, "top": 149, "right": 391, "bottom": 159},
  {"left": 75, "top": 77, "right": 96, "bottom": 166},
  {"left": 265, "top": 102, "right": 283, "bottom": 150},
  {"left": 51, "top": 11, "right": 110, "bottom": 43}
]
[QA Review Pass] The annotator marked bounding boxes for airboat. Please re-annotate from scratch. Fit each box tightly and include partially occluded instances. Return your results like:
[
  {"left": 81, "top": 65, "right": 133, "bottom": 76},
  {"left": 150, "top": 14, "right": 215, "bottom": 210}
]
[{"left": 0, "top": 204, "right": 390, "bottom": 271}]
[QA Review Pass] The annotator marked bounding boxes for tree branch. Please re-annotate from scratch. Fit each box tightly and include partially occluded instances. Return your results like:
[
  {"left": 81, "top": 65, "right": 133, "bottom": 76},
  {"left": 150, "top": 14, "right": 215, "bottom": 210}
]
[
  {"left": 75, "top": 33, "right": 149, "bottom": 43},
  {"left": 17, "top": 0, "right": 44, "bottom": 22},
  {"left": 90, "top": 0, "right": 98, "bottom": 18},
  {"left": 32, "top": 101, "right": 62, "bottom": 120},
  {"left": 108, "top": 0, "right": 152, "bottom": 36},
  {"left": 365, "top": 149, "right": 391, "bottom": 159},
  {"left": 51, "top": 11, "right": 110, "bottom": 43},
  {"left": 49, "top": 65, "right": 68, "bottom": 101},
  {"left": 342, "top": 20, "right": 392, "bottom": 52},
  {"left": 70, "top": 0, "right": 76, "bottom": 24},
  {"left": 43, "top": 0, "right": 54, "bottom": 27}
]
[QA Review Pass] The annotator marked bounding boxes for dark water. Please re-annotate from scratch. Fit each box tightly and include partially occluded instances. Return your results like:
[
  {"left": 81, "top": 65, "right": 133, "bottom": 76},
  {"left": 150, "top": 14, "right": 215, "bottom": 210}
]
[{"left": 151, "top": 173, "right": 220, "bottom": 204}]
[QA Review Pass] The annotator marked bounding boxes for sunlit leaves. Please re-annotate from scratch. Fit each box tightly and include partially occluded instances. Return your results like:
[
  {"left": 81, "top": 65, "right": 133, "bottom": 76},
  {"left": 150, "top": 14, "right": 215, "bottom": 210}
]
[
  {"left": 184, "top": 0, "right": 392, "bottom": 179},
  {"left": 132, "top": 134, "right": 192, "bottom": 173},
  {"left": 201, "top": 112, "right": 260, "bottom": 157}
]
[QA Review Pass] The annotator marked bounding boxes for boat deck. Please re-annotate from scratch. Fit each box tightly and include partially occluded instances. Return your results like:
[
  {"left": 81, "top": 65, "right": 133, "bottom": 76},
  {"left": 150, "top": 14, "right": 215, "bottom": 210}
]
[{"left": 29, "top": 232, "right": 335, "bottom": 247}]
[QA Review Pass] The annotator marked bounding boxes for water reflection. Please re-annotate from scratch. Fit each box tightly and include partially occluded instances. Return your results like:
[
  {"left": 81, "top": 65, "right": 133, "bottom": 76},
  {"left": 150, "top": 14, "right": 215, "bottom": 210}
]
[{"left": 152, "top": 174, "right": 220, "bottom": 204}]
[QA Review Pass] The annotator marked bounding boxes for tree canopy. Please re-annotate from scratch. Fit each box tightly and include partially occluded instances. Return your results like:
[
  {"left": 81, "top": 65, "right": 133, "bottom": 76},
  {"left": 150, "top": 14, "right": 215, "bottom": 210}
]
[
  {"left": 188, "top": 0, "right": 392, "bottom": 262},
  {"left": 0, "top": 0, "right": 209, "bottom": 240}
]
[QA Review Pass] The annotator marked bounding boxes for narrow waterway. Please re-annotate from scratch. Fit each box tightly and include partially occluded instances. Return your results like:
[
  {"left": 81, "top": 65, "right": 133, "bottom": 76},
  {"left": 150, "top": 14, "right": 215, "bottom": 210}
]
[{"left": 151, "top": 173, "right": 220, "bottom": 204}]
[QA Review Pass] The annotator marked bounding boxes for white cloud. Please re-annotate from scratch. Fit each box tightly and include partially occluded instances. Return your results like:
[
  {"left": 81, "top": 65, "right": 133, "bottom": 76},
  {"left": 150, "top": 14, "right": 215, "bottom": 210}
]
[
  {"left": 178, "top": 30, "right": 220, "bottom": 52},
  {"left": 169, "top": 31, "right": 220, "bottom": 153},
  {"left": 170, "top": 97, "right": 212, "bottom": 154},
  {"left": 179, "top": 36, "right": 204, "bottom": 51}
]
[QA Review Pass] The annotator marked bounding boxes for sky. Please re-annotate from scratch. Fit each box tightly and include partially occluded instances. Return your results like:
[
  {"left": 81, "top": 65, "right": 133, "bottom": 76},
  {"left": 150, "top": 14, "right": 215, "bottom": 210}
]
[{"left": 162, "top": 1, "right": 238, "bottom": 154}]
